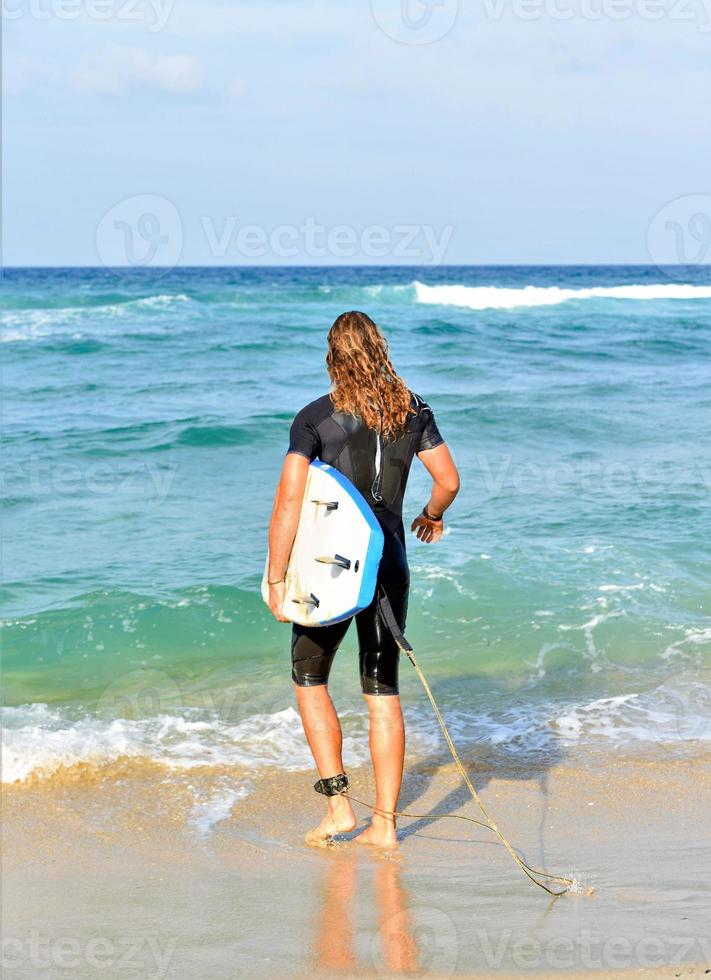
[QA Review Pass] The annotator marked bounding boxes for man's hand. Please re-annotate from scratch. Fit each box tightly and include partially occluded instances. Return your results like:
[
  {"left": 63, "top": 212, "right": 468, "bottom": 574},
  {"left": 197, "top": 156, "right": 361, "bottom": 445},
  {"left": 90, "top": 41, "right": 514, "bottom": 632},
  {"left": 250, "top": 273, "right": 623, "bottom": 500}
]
[
  {"left": 268, "top": 581, "right": 290, "bottom": 622},
  {"left": 411, "top": 512, "right": 444, "bottom": 544}
]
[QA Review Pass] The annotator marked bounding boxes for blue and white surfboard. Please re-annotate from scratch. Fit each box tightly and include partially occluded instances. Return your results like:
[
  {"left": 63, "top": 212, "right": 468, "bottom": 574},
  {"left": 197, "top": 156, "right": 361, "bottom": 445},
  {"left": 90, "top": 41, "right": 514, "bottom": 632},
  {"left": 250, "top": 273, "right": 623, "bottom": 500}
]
[{"left": 262, "top": 461, "right": 384, "bottom": 626}]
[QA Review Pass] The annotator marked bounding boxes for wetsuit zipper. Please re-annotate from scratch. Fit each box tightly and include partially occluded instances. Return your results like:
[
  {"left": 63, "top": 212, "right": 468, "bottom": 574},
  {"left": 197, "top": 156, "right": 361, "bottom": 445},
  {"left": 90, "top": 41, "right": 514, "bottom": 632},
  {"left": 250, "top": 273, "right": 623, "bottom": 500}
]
[{"left": 371, "top": 407, "right": 384, "bottom": 503}]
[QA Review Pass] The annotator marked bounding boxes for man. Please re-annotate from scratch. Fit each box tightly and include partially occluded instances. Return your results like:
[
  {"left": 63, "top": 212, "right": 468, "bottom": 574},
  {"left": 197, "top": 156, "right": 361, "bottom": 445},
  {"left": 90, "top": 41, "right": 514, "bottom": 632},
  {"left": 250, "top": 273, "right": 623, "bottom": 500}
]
[{"left": 267, "top": 311, "right": 460, "bottom": 847}]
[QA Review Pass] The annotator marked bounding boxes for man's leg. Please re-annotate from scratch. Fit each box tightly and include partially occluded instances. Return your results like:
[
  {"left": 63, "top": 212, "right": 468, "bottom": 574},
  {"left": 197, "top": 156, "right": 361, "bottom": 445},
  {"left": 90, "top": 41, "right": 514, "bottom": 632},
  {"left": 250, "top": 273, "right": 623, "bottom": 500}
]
[
  {"left": 294, "top": 683, "right": 357, "bottom": 842},
  {"left": 355, "top": 532, "right": 409, "bottom": 848},
  {"left": 359, "top": 692, "right": 405, "bottom": 847},
  {"left": 292, "top": 618, "right": 355, "bottom": 843}
]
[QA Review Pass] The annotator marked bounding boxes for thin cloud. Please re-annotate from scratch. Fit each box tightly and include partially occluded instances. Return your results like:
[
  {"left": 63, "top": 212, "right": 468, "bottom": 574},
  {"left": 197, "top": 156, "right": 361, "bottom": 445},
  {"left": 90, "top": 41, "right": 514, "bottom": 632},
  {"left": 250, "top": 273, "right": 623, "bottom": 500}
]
[
  {"left": 227, "top": 79, "right": 248, "bottom": 100},
  {"left": 70, "top": 45, "right": 205, "bottom": 96},
  {"left": 4, "top": 56, "right": 58, "bottom": 95}
]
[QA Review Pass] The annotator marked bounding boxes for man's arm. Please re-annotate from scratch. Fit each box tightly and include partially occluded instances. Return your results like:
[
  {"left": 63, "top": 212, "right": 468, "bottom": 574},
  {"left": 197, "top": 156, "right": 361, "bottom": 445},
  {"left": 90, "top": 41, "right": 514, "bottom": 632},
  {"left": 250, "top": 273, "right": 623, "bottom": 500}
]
[
  {"left": 412, "top": 443, "right": 460, "bottom": 544},
  {"left": 267, "top": 453, "right": 310, "bottom": 621}
]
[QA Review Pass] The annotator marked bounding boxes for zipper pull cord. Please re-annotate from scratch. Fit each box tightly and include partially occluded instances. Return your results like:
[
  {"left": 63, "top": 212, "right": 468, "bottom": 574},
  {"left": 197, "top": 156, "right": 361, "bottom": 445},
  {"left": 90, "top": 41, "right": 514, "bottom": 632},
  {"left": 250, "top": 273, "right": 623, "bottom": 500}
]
[{"left": 371, "top": 403, "right": 384, "bottom": 503}]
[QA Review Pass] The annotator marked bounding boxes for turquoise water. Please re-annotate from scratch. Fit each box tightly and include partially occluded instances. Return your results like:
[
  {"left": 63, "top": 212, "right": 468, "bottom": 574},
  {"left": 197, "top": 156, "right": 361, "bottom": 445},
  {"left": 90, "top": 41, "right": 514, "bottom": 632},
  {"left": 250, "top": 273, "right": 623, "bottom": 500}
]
[{"left": 2, "top": 266, "right": 711, "bottom": 781}]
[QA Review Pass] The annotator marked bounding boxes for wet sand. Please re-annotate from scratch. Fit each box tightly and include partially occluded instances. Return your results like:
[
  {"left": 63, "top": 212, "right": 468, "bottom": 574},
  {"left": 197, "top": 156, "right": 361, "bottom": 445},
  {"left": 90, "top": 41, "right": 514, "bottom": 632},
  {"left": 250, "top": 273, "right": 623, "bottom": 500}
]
[{"left": 2, "top": 748, "right": 710, "bottom": 978}]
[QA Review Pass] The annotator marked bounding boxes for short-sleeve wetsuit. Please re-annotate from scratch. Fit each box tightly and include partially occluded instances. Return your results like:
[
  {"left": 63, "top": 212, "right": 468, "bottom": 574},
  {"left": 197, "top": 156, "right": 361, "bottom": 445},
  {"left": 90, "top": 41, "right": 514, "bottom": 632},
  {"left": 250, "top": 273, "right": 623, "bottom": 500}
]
[{"left": 287, "top": 391, "right": 444, "bottom": 695}]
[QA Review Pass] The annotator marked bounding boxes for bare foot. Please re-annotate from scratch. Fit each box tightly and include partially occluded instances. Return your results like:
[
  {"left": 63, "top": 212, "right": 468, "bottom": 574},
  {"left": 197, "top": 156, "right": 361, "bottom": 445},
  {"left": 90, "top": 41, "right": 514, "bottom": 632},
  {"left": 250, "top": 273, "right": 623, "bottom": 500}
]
[
  {"left": 356, "top": 814, "right": 398, "bottom": 849},
  {"left": 305, "top": 798, "right": 357, "bottom": 847}
]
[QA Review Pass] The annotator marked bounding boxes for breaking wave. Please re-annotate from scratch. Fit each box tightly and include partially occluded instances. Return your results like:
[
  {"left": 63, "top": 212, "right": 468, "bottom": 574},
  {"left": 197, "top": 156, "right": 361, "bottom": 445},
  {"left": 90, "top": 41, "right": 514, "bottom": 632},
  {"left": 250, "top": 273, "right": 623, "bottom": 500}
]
[{"left": 413, "top": 281, "right": 711, "bottom": 311}]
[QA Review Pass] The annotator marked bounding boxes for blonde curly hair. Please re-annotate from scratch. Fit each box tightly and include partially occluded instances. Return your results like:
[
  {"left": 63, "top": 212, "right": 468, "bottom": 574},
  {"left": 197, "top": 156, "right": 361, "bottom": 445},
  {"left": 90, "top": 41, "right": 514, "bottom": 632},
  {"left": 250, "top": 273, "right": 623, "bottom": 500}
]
[{"left": 326, "top": 311, "right": 413, "bottom": 440}]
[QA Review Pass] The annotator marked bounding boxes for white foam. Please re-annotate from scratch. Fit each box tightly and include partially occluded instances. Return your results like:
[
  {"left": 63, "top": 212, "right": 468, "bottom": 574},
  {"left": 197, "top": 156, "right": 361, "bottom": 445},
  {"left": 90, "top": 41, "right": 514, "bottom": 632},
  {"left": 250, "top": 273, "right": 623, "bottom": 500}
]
[
  {"left": 0, "top": 704, "right": 346, "bottom": 783},
  {"left": 410, "top": 563, "right": 477, "bottom": 598},
  {"left": 134, "top": 293, "right": 190, "bottom": 309},
  {"left": 551, "top": 683, "right": 711, "bottom": 743},
  {"left": 662, "top": 626, "right": 711, "bottom": 662},
  {"left": 405, "top": 680, "right": 711, "bottom": 752},
  {"left": 558, "top": 610, "right": 623, "bottom": 667},
  {"left": 1, "top": 702, "right": 439, "bottom": 784},
  {"left": 412, "top": 281, "right": 711, "bottom": 311},
  {"left": 188, "top": 783, "right": 251, "bottom": 839},
  {"left": 597, "top": 582, "right": 646, "bottom": 592},
  {"left": 5, "top": 675, "right": 710, "bottom": 783},
  {"left": 1, "top": 294, "right": 191, "bottom": 342},
  {"left": 525, "top": 641, "right": 576, "bottom": 680}
]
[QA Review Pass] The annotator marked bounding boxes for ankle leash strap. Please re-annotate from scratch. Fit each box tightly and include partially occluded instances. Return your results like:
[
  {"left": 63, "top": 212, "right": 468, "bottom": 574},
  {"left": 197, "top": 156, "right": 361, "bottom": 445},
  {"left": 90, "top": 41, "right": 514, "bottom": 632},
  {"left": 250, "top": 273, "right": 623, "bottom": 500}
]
[{"left": 314, "top": 772, "right": 349, "bottom": 796}]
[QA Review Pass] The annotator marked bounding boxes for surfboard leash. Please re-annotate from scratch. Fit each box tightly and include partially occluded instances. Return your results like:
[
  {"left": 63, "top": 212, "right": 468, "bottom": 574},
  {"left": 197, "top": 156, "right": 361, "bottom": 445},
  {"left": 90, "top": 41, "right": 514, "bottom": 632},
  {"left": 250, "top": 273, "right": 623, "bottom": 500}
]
[{"left": 349, "top": 589, "right": 574, "bottom": 898}]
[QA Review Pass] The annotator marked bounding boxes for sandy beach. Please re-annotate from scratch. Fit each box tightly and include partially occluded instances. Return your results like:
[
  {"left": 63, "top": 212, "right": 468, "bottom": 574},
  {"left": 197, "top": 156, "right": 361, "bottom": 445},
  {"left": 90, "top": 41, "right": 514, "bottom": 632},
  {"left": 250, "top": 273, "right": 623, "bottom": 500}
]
[{"left": 3, "top": 744, "right": 710, "bottom": 978}]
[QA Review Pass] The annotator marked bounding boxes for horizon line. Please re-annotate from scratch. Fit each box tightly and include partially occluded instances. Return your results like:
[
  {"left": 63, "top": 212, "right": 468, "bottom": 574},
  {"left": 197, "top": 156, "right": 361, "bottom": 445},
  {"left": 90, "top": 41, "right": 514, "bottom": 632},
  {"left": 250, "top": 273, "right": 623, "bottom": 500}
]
[{"left": 3, "top": 262, "right": 710, "bottom": 271}]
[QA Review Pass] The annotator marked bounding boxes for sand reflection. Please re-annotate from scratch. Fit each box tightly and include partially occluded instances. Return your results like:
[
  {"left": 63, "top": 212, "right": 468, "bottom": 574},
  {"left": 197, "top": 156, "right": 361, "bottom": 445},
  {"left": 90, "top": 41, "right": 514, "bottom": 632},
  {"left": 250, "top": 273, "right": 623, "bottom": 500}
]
[{"left": 313, "top": 851, "right": 420, "bottom": 975}]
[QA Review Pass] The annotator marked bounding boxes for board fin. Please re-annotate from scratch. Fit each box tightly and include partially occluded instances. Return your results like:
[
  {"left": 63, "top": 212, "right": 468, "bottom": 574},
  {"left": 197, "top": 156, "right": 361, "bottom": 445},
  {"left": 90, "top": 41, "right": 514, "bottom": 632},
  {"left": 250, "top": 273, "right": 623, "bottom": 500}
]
[
  {"left": 291, "top": 593, "right": 320, "bottom": 608},
  {"left": 314, "top": 554, "right": 351, "bottom": 570},
  {"left": 310, "top": 499, "right": 339, "bottom": 510}
]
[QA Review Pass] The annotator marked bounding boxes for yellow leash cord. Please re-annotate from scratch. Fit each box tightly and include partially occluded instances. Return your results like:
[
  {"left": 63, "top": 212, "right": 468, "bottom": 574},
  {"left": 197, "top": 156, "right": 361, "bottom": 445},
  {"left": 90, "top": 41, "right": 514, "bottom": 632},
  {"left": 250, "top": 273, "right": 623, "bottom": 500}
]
[
  {"left": 345, "top": 789, "right": 570, "bottom": 895},
  {"left": 363, "top": 591, "right": 574, "bottom": 897}
]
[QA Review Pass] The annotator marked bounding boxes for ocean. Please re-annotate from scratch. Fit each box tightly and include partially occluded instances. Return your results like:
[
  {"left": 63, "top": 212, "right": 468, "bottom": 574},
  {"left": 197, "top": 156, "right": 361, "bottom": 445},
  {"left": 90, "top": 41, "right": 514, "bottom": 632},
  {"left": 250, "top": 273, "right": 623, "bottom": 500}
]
[{"left": 3, "top": 265, "right": 711, "bottom": 785}]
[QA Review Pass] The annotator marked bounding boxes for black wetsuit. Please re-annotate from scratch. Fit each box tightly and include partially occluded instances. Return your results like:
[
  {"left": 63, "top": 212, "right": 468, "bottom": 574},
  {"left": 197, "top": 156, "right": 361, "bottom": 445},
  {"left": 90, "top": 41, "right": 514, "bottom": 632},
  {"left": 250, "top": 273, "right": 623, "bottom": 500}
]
[{"left": 287, "top": 391, "right": 444, "bottom": 695}]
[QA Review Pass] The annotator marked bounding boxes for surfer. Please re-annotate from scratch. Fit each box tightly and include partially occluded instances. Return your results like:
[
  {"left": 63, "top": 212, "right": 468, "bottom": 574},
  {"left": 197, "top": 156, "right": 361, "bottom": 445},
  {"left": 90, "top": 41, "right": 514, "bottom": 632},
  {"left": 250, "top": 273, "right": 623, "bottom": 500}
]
[{"left": 267, "top": 311, "right": 460, "bottom": 847}]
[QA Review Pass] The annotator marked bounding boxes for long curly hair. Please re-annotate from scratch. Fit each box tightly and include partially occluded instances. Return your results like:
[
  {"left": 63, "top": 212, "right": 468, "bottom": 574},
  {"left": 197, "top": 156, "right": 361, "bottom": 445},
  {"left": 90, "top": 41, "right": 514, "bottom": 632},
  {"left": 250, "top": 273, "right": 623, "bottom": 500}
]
[{"left": 326, "top": 311, "right": 413, "bottom": 440}]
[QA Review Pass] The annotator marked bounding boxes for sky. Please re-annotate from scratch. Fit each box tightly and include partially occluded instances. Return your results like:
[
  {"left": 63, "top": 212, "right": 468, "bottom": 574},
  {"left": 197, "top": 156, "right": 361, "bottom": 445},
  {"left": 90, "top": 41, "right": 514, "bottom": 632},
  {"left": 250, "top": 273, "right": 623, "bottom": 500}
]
[{"left": 4, "top": 0, "right": 711, "bottom": 265}]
